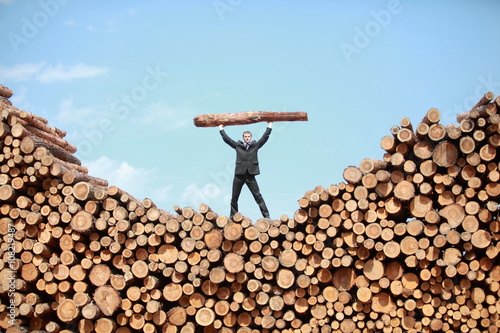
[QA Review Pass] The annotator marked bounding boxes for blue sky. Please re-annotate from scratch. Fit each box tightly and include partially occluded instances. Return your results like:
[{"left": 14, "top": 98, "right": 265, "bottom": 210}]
[{"left": 1, "top": 0, "right": 500, "bottom": 220}]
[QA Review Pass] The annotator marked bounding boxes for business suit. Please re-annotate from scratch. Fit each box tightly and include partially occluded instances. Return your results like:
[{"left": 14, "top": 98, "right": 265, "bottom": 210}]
[{"left": 220, "top": 125, "right": 271, "bottom": 219}]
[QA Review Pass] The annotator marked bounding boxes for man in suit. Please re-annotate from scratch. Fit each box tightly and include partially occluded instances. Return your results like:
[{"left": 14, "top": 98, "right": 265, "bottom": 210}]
[{"left": 219, "top": 122, "right": 272, "bottom": 219}]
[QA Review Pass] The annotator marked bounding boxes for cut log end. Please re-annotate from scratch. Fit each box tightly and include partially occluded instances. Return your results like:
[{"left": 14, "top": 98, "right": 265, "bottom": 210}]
[
  {"left": 93, "top": 285, "right": 121, "bottom": 316},
  {"left": 70, "top": 211, "right": 95, "bottom": 233},
  {"left": 343, "top": 166, "right": 363, "bottom": 184},
  {"left": 56, "top": 299, "right": 79, "bottom": 323}
]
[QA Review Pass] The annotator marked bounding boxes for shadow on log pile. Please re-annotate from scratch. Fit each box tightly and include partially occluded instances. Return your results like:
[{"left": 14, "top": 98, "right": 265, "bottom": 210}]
[{"left": 0, "top": 85, "right": 500, "bottom": 333}]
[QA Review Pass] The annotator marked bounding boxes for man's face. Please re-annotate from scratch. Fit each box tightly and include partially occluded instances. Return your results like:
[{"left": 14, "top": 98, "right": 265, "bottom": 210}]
[{"left": 243, "top": 133, "right": 252, "bottom": 143}]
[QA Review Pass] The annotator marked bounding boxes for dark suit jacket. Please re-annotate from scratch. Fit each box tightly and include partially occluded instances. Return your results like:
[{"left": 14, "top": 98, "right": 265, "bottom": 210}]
[{"left": 220, "top": 128, "right": 272, "bottom": 175}]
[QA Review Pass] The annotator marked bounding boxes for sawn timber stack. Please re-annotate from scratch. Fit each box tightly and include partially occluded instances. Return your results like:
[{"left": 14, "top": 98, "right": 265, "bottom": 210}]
[{"left": 1, "top": 87, "right": 500, "bottom": 333}]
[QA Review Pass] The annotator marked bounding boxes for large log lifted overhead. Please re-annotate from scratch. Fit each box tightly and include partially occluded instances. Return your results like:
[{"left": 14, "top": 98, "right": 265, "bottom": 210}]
[{"left": 193, "top": 111, "right": 308, "bottom": 127}]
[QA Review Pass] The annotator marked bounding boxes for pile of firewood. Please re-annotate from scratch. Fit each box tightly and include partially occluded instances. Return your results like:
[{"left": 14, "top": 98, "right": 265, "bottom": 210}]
[{"left": 0, "top": 84, "right": 499, "bottom": 333}]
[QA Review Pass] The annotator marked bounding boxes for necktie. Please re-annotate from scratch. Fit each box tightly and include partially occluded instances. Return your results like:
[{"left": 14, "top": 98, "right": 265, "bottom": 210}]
[{"left": 245, "top": 143, "right": 249, "bottom": 150}]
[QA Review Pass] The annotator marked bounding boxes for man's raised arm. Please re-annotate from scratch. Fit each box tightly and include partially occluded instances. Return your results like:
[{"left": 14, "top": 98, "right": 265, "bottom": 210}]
[
  {"left": 219, "top": 124, "right": 237, "bottom": 148},
  {"left": 256, "top": 122, "right": 273, "bottom": 148}
]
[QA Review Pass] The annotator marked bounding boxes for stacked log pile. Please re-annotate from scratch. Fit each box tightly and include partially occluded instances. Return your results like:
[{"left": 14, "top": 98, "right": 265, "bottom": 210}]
[{"left": 0, "top": 86, "right": 499, "bottom": 333}]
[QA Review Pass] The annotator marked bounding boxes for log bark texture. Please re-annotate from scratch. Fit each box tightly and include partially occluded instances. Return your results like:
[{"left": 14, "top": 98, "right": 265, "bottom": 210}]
[
  {"left": 0, "top": 85, "right": 13, "bottom": 98},
  {"left": 193, "top": 111, "right": 308, "bottom": 127}
]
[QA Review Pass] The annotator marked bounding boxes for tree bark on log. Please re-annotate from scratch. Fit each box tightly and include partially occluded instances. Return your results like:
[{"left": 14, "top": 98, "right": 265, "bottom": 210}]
[
  {"left": 193, "top": 111, "right": 308, "bottom": 127},
  {"left": 0, "top": 85, "right": 13, "bottom": 98}
]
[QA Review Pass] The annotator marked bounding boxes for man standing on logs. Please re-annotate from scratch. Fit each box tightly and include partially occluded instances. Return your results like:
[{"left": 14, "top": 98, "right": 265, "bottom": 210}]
[{"left": 219, "top": 122, "right": 272, "bottom": 219}]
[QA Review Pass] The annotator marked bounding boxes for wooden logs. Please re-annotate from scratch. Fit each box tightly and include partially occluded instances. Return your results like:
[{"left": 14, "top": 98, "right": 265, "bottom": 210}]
[
  {"left": 433, "top": 141, "right": 459, "bottom": 167},
  {"left": 343, "top": 166, "right": 363, "bottom": 184},
  {"left": 56, "top": 299, "right": 79, "bottom": 323},
  {"left": 3, "top": 88, "right": 500, "bottom": 333},
  {"left": 0, "top": 84, "right": 13, "bottom": 98},
  {"left": 193, "top": 111, "right": 308, "bottom": 127},
  {"left": 94, "top": 286, "right": 121, "bottom": 316},
  {"left": 70, "top": 211, "right": 94, "bottom": 233}
]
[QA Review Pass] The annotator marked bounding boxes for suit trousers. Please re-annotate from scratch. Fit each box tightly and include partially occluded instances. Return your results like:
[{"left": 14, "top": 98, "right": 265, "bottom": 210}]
[{"left": 230, "top": 173, "right": 269, "bottom": 219}]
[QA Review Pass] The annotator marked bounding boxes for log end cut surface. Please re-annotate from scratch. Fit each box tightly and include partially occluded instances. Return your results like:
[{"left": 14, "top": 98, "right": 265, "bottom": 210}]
[{"left": 94, "top": 285, "right": 121, "bottom": 316}]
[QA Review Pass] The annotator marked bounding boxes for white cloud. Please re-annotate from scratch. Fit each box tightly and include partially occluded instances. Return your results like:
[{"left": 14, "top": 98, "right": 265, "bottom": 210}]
[
  {"left": 9, "top": 86, "right": 31, "bottom": 110},
  {"left": 84, "top": 156, "right": 173, "bottom": 208},
  {"left": 85, "top": 157, "right": 152, "bottom": 193},
  {"left": 0, "top": 0, "right": 16, "bottom": 4},
  {"left": 114, "top": 161, "right": 148, "bottom": 188},
  {"left": 0, "top": 62, "right": 109, "bottom": 83},
  {"left": 0, "top": 62, "right": 46, "bottom": 81},
  {"left": 37, "top": 63, "right": 110, "bottom": 83},
  {"left": 82, "top": 159, "right": 229, "bottom": 213},
  {"left": 57, "top": 98, "right": 102, "bottom": 128}
]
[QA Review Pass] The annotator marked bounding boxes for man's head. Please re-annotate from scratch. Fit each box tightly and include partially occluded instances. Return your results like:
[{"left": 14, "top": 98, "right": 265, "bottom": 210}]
[{"left": 242, "top": 131, "right": 252, "bottom": 143}]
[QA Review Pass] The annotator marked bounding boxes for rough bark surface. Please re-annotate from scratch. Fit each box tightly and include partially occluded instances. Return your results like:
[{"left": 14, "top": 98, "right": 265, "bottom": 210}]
[{"left": 193, "top": 111, "right": 308, "bottom": 127}]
